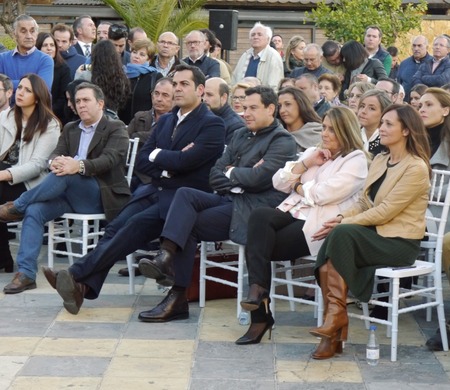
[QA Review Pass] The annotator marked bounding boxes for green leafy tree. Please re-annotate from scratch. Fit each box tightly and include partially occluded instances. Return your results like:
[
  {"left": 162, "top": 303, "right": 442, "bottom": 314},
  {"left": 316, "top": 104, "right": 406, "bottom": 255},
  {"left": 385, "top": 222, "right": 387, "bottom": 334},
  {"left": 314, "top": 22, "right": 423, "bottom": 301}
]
[
  {"left": 102, "top": 0, "right": 208, "bottom": 42},
  {"left": 307, "top": 0, "right": 427, "bottom": 45}
]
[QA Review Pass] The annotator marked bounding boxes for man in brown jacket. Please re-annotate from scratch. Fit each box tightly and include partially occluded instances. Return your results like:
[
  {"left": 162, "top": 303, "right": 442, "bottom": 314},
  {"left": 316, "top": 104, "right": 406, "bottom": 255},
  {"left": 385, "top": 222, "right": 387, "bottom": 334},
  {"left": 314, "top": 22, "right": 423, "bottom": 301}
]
[{"left": 0, "top": 83, "right": 130, "bottom": 294}]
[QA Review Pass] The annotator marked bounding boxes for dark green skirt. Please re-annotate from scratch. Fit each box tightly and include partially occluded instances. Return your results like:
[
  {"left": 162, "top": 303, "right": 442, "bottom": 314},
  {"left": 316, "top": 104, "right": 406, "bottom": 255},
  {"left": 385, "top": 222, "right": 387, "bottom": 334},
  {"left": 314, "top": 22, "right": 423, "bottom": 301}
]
[{"left": 315, "top": 224, "right": 420, "bottom": 302}]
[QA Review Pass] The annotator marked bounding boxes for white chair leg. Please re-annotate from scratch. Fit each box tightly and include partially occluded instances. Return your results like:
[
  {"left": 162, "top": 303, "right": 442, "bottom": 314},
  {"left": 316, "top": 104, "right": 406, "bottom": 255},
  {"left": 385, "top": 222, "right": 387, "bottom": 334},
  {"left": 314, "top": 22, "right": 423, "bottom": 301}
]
[
  {"left": 236, "top": 245, "right": 245, "bottom": 318},
  {"left": 361, "top": 302, "right": 371, "bottom": 330},
  {"left": 316, "top": 288, "right": 324, "bottom": 327},
  {"left": 390, "top": 278, "right": 400, "bottom": 362},
  {"left": 47, "top": 220, "right": 55, "bottom": 268},
  {"left": 284, "top": 262, "right": 296, "bottom": 312},
  {"left": 126, "top": 254, "right": 135, "bottom": 295},
  {"left": 269, "top": 262, "right": 276, "bottom": 321},
  {"left": 199, "top": 242, "right": 207, "bottom": 308}
]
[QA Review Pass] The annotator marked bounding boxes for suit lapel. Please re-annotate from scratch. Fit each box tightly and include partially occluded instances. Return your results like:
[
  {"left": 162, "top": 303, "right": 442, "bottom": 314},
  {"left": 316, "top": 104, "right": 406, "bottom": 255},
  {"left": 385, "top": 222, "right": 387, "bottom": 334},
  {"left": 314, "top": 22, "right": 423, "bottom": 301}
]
[{"left": 87, "top": 115, "right": 107, "bottom": 157}]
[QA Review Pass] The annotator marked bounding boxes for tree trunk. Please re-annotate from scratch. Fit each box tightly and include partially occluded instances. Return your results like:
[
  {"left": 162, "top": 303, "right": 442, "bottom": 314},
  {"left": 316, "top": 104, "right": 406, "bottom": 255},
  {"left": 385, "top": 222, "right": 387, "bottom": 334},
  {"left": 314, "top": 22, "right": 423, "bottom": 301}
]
[{"left": 1, "top": 0, "right": 28, "bottom": 36}]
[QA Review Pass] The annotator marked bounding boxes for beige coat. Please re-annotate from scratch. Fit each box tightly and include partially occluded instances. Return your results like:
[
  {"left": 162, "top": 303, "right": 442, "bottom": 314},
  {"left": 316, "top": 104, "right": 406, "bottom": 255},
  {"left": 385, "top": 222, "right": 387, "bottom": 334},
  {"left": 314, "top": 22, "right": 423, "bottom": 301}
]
[
  {"left": 0, "top": 109, "right": 60, "bottom": 189},
  {"left": 342, "top": 153, "right": 430, "bottom": 239}
]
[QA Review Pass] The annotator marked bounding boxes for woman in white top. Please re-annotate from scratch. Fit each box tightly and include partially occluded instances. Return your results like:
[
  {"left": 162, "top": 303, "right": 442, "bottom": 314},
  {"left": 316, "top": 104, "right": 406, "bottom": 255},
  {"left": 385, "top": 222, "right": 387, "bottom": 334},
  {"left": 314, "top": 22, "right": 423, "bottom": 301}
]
[
  {"left": 0, "top": 74, "right": 60, "bottom": 273},
  {"left": 357, "top": 89, "right": 391, "bottom": 156},
  {"left": 236, "top": 106, "right": 369, "bottom": 345}
]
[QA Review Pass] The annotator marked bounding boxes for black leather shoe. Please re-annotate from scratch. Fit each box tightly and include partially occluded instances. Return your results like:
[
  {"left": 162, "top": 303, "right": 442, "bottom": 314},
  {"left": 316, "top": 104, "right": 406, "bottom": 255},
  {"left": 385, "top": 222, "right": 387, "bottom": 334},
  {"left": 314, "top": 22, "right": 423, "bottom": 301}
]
[
  {"left": 56, "top": 270, "right": 87, "bottom": 315},
  {"left": 118, "top": 267, "right": 142, "bottom": 277},
  {"left": 426, "top": 322, "right": 450, "bottom": 351},
  {"left": 138, "top": 288, "right": 189, "bottom": 322},
  {"left": 240, "top": 284, "right": 269, "bottom": 312},
  {"left": 138, "top": 249, "right": 174, "bottom": 286},
  {"left": 42, "top": 266, "right": 58, "bottom": 289}
]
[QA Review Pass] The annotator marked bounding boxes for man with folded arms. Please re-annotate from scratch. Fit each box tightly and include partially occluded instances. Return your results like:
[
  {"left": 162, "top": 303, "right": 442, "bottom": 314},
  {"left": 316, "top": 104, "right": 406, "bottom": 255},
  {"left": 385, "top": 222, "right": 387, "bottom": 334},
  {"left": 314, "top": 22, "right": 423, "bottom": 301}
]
[
  {"left": 137, "top": 85, "right": 297, "bottom": 322},
  {"left": 40, "top": 65, "right": 225, "bottom": 314}
]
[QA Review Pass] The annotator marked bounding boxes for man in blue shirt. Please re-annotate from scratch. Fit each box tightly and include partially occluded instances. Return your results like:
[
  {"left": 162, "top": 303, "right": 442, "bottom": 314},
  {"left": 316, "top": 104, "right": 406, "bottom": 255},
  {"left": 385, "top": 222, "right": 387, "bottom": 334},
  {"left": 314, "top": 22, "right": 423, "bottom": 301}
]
[{"left": 0, "top": 14, "right": 53, "bottom": 92}]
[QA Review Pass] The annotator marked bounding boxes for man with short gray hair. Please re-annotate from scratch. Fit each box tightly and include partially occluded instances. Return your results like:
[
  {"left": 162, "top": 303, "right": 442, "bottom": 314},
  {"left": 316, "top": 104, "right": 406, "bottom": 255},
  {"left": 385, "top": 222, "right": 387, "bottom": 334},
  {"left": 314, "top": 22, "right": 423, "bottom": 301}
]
[
  {"left": 290, "top": 43, "right": 332, "bottom": 79},
  {"left": 0, "top": 14, "right": 53, "bottom": 91},
  {"left": 182, "top": 30, "right": 220, "bottom": 78},
  {"left": 232, "top": 22, "right": 284, "bottom": 91},
  {"left": 412, "top": 35, "right": 450, "bottom": 88}
]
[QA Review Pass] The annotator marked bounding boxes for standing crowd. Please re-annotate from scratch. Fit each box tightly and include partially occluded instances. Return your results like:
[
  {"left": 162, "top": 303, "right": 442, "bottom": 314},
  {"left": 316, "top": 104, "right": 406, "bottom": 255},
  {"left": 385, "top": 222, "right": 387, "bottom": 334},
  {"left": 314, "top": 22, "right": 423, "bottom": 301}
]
[{"left": 0, "top": 14, "right": 449, "bottom": 360}]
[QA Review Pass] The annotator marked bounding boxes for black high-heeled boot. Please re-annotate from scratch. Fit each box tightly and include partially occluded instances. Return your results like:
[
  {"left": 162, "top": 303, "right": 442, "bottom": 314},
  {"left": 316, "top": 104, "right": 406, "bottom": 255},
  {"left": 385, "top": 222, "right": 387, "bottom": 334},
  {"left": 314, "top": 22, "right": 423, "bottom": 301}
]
[
  {"left": 235, "top": 301, "right": 274, "bottom": 345},
  {"left": 0, "top": 253, "right": 14, "bottom": 273}
]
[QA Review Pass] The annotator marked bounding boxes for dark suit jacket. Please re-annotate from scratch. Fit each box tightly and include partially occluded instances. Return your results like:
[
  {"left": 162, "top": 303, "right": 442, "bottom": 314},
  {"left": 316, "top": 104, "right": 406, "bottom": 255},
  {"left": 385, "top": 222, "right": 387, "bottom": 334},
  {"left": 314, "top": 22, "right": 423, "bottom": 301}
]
[
  {"left": 74, "top": 42, "right": 94, "bottom": 57},
  {"left": 135, "top": 102, "right": 225, "bottom": 217},
  {"left": 50, "top": 115, "right": 131, "bottom": 221}
]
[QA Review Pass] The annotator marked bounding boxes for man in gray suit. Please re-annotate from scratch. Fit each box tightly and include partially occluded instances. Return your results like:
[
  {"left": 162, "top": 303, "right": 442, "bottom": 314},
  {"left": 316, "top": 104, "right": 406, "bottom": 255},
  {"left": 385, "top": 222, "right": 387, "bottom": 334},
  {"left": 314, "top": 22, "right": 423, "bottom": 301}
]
[{"left": 0, "top": 83, "right": 130, "bottom": 294}]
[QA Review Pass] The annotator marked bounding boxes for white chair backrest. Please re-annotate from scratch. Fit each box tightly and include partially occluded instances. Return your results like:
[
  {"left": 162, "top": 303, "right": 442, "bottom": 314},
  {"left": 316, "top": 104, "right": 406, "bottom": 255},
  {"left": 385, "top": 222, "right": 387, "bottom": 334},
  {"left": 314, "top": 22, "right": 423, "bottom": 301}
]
[
  {"left": 125, "top": 137, "right": 139, "bottom": 186},
  {"left": 427, "top": 169, "right": 450, "bottom": 269}
]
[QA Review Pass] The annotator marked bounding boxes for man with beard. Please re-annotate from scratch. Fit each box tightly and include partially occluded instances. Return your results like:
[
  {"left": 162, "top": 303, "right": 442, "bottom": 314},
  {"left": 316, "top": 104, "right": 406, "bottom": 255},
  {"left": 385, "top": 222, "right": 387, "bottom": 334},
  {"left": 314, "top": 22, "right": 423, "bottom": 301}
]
[{"left": 203, "top": 77, "right": 245, "bottom": 144}]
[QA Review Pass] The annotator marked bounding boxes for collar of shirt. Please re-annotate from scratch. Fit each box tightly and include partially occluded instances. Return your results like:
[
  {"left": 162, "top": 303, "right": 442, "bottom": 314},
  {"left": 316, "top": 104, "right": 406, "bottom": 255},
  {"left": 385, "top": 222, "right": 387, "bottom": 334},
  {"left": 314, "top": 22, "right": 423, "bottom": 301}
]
[
  {"left": 155, "top": 56, "right": 175, "bottom": 75},
  {"left": 176, "top": 108, "right": 192, "bottom": 126},
  {"left": 433, "top": 56, "right": 445, "bottom": 64},
  {"left": 12, "top": 46, "right": 36, "bottom": 56},
  {"left": 189, "top": 54, "right": 205, "bottom": 63},
  {"left": 250, "top": 46, "right": 268, "bottom": 60},
  {"left": 79, "top": 117, "right": 101, "bottom": 134}
]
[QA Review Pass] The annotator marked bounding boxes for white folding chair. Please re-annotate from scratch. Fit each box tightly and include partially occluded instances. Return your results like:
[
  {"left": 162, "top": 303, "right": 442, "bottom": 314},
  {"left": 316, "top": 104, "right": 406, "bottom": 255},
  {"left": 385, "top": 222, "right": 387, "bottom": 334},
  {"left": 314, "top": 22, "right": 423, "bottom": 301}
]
[
  {"left": 270, "top": 255, "right": 324, "bottom": 327},
  {"left": 47, "top": 138, "right": 139, "bottom": 269},
  {"left": 199, "top": 240, "right": 246, "bottom": 319},
  {"left": 349, "top": 168, "right": 450, "bottom": 362}
]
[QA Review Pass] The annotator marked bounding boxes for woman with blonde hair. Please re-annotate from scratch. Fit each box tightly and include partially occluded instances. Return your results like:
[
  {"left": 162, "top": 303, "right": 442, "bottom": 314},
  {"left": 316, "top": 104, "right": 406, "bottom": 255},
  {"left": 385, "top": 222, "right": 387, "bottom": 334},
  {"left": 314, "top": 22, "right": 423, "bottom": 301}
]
[
  {"left": 284, "top": 35, "right": 306, "bottom": 76},
  {"left": 346, "top": 81, "right": 375, "bottom": 113},
  {"left": 230, "top": 82, "right": 251, "bottom": 116},
  {"left": 236, "top": 106, "right": 369, "bottom": 345}
]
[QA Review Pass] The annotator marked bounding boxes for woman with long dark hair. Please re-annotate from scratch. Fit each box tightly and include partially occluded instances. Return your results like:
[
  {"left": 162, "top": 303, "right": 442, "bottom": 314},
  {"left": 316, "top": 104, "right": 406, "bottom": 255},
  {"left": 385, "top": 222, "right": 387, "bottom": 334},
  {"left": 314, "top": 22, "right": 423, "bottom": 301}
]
[
  {"left": 340, "top": 40, "right": 387, "bottom": 100},
  {"left": 0, "top": 74, "right": 60, "bottom": 272},
  {"left": 76, "top": 39, "right": 130, "bottom": 117},
  {"left": 36, "top": 32, "right": 71, "bottom": 123},
  {"left": 309, "top": 104, "right": 430, "bottom": 359},
  {"left": 278, "top": 86, "right": 322, "bottom": 152}
]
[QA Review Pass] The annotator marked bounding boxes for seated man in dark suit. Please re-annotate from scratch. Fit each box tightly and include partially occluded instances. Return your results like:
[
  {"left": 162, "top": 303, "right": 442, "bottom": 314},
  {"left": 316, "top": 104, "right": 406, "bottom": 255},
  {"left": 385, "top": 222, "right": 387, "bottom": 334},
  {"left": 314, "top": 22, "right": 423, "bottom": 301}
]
[
  {"left": 137, "top": 85, "right": 297, "bottom": 322},
  {"left": 0, "top": 83, "right": 130, "bottom": 294},
  {"left": 41, "top": 64, "right": 226, "bottom": 314}
]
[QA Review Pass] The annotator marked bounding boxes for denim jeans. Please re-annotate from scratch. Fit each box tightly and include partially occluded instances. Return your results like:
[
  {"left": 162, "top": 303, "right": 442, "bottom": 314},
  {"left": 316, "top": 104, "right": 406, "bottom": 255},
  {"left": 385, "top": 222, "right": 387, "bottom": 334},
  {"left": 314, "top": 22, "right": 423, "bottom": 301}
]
[{"left": 14, "top": 173, "right": 103, "bottom": 280}]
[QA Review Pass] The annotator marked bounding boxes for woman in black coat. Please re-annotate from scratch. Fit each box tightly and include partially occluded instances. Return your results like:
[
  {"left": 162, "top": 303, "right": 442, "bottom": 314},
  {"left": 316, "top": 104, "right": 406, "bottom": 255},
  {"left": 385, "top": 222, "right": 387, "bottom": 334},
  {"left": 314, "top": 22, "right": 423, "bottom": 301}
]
[
  {"left": 120, "top": 38, "right": 163, "bottom": 124},
  {"left": 340, "top": 40, "right": 387, "bottom": 100},
  {"left": 36, "top": 33, "right": 71, "bottom": 124}
]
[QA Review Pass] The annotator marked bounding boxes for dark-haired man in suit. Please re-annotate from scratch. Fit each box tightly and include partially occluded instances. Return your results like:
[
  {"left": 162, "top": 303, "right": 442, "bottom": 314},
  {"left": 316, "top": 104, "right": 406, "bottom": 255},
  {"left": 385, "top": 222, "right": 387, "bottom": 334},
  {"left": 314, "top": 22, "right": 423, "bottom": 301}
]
[{"left": 41, "top": 65, "right": 225, "bottom": 315}]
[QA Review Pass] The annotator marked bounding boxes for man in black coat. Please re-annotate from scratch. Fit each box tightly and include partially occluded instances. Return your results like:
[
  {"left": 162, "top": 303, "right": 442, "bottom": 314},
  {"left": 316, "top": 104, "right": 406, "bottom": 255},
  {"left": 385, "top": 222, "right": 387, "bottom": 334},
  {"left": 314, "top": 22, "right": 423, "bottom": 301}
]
[
  {"left": 137, "top": 85, "right": 297, "bottom": 323},
  {"left": 203, "top": 77, "right": 245, "bottom": 144},
  {"left": 41, "top": 65, "right": 225, "bottom": 315}
]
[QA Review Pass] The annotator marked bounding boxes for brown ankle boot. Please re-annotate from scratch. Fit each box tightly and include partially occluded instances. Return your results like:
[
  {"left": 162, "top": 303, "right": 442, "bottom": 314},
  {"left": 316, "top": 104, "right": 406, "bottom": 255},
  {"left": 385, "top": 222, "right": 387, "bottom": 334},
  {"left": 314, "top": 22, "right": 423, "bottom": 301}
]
[
  {"left": 310, "top": 259, "right": 348, "bottom": 341},
  {"left": 312, "top": 335, "right": 343, "bottom": 359}
]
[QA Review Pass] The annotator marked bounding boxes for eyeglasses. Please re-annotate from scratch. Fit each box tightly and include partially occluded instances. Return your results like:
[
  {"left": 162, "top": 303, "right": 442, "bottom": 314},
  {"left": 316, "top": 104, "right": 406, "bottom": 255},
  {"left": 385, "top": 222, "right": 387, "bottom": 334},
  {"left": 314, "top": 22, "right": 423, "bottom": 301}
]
[
  {"left": 158, "top": 40, "right": 178, "bottom": 47},
  {"left": 185, "top": 40, "right": 203, "bottom": 46},
  {"left": 231, "top": 95, "right": 246, "bottom": 102}
]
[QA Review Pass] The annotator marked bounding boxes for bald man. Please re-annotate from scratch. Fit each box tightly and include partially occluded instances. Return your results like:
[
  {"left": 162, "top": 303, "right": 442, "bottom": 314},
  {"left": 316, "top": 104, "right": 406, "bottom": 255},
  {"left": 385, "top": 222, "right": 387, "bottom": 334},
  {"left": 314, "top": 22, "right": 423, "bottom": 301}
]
[
  {"left": 203, "top": 77, "right": 245, "bottom": 143},
  {"left": 151, "top": 31, "right": 183, "bottom": 77}
]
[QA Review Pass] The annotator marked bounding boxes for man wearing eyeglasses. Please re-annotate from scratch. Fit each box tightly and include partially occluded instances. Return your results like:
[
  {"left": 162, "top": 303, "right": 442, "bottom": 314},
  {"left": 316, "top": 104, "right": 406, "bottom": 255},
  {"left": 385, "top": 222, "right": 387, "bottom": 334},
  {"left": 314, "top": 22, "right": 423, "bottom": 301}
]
[
  {"left": 375, "top": 77, "right": 401, "bottom": 104},
  {"left": 108, "top": 24, "right": 130, "bottom": 65},
  {"left": 290, "top": 44, "right": 332, "bottom": 80},
  {"left": 182, "top": 30, "right": 220, "bottom": 79},
  {"left": 412, "top": 35, "right": 450, "bottom": 88},
  {"left": 151, "top": 32, "right": 184, "bottom": 77}
]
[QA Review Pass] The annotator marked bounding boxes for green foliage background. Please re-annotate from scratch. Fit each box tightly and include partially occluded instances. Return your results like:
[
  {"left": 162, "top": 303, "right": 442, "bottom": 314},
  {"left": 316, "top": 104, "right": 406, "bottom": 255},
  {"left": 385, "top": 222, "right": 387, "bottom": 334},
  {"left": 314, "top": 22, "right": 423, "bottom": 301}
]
[
  {"left": 102, "top": 0, "right": 208, "bottom": 42},
  {"left": 307, "top": 0, "right": 428, "bottom": 45}
]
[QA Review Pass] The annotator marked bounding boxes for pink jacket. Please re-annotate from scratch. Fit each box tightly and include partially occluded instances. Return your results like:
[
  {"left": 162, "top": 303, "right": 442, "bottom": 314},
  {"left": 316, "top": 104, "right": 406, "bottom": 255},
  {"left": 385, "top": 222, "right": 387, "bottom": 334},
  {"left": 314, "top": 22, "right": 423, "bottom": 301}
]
[{"left": 273, "top": 147, "right": 368, "bottom": 255}]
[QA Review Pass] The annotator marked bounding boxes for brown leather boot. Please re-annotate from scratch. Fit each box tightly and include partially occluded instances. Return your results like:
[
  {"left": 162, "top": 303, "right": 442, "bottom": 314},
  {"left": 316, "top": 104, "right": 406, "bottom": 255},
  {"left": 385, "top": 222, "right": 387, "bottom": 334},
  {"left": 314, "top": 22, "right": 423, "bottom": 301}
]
[
  {"left": 312, "top": 335, "right": 343, "bottom": 359},
  {"left": 310, "top": 259, "right": 348, "bottom": 341}
]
